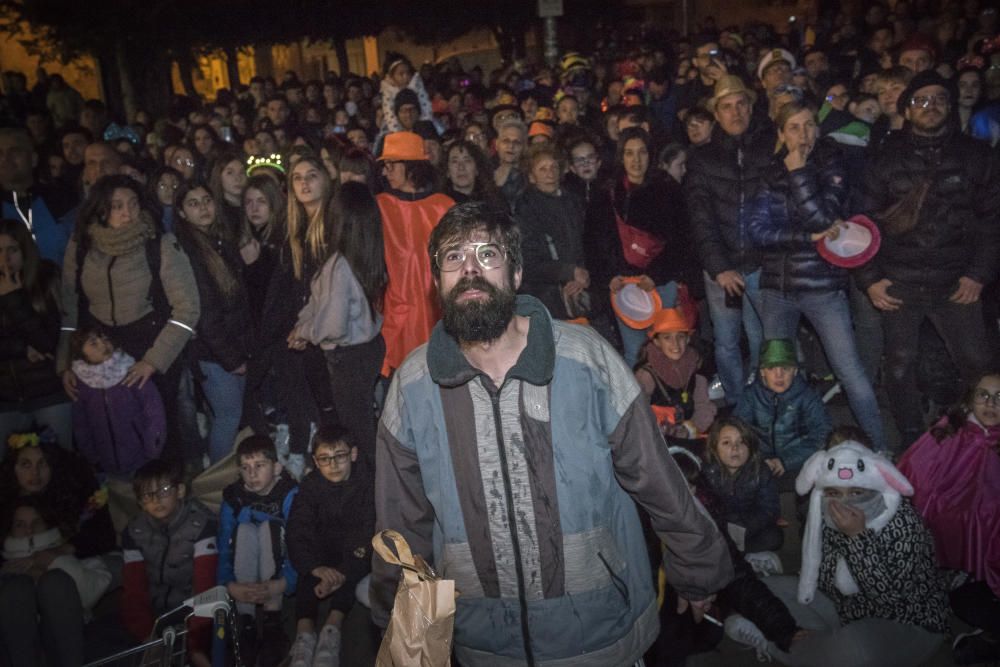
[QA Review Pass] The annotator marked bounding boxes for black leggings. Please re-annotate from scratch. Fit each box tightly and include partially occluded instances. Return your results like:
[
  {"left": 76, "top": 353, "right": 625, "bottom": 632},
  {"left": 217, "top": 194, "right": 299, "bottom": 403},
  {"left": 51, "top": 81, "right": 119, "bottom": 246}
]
[
  {"left": 0, "top": 571, "right": 84, "bottom": 667},
  {"left": 951, "top": 580, "right": 1000, "bottom": 635}
]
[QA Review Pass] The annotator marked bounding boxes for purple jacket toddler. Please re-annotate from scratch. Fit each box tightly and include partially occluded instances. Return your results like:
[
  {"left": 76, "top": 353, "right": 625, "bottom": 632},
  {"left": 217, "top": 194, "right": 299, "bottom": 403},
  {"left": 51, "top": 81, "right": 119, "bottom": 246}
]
[{"left": 72, "top": 349, "right": 166, "bottom": 475}]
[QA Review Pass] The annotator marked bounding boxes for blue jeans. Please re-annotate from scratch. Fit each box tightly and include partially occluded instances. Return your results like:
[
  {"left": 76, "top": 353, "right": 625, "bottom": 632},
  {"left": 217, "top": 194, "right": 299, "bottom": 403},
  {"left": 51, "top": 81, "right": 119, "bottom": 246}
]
[
  {"left": 615, "top": 282, "right": 678, "bottom": 369},
  {"left": 761, "top": 288, "right": 885, "bottom": 452},
  {"left": 199, "top": 361, "right": 246, "bottom": 463},
  {"left": 704, "top": 270, "right": 763, "bottom": 405}
]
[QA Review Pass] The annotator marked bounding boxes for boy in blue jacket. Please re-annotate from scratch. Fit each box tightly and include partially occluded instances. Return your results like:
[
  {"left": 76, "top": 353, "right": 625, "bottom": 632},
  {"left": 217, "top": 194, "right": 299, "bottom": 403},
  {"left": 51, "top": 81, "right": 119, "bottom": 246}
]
[
  {"left": 218, "top": 435, "right": 298, "bottom": 664},
  {"left": 734, "top": 339, "right": 832, "bottom": 484}
]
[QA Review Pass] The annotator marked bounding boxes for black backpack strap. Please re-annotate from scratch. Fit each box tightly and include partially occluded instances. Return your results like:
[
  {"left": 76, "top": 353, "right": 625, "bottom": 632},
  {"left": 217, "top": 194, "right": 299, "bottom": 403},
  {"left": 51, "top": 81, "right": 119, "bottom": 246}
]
[
  {"left": 75, "top": 238, "right": 92, "bottom": 329},
  {"left": 145, "top": 233, "right": 170, "bottom": 320}
]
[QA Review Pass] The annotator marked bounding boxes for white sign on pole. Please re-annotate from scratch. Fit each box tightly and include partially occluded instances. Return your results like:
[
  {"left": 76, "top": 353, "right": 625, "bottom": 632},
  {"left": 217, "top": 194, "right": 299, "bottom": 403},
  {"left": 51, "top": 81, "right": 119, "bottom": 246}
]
[{"left": 538, "top": 0, "right": 564, "bottom": 18}]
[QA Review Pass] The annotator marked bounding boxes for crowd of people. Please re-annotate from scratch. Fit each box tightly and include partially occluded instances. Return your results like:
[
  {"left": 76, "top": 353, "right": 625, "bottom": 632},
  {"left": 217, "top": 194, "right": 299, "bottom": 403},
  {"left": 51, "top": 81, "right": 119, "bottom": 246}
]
[{"left": 2, "top": 0, "right": 1000, "bottom": 665}]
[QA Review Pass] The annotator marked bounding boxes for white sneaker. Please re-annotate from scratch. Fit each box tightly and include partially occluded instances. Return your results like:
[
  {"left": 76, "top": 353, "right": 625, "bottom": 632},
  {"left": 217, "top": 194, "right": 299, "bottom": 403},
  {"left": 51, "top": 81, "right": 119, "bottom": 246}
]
[
  {"left": 285, "top": 453, "right": 306, "bottom": 481},
  {"left": 312, "top": 625, "right": 341, "bottom": 667},
  {"left": 745, "top": 551, "right": 783, "bottom": 577},
  {"left": 708, "top": 374, "right": 726, "bottom": 401},
  {"left": 289, "top": 632, "right": 316, "bottom": 667},
  {"left": 724, "top": 614, "right": 772, "bottom": 662}
]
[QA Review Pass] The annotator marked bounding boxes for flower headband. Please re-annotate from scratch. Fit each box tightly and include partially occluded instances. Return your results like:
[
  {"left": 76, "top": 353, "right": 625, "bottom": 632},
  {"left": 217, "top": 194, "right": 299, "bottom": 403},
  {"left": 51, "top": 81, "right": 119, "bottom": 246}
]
[
  {"left": 246, "top": 153, "right": 285, "bottom": 176},
  {"left": 8, "top": 432, "right": 40, "bottom": 451}
]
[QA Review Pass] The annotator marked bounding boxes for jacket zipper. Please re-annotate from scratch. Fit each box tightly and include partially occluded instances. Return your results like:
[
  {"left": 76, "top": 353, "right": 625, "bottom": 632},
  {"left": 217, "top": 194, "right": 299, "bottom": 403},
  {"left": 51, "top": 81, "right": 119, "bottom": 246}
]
[
  {"left": 103, "top": 389, "right": 121, "bottom": 471},
  {"left": 737, "top": 145, "right": 746, "bottom": 265},
  {"left": 489, "top": 389, "right": 536, "bottom": 666},
  {"left": 107, "top": 256, "right": 118, "bottom": 326}
]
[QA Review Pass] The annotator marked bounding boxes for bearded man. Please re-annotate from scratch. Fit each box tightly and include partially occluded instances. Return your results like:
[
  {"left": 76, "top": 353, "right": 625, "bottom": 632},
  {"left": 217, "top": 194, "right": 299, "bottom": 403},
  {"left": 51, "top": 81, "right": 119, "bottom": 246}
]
[{"left": 371, "top": 202, "right": 732, "bottom": 666}]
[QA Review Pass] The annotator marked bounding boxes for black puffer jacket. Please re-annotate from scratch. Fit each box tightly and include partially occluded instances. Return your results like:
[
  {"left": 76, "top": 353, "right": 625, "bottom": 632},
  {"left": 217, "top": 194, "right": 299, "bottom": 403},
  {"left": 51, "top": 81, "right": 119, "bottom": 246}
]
[
  {"left": 685, "top": 121, "right": 777, "bottom": 278},
  {"left": 747, "top": 139, "right": 849, "bottom": 293},
  {"left": 0, "top": 263, "right": 63, "bottom": 409},
  {"left": 856, "top": 127, "right": 1000, "bottom": 292},
  {"left": 180, "top": 233, "right": 253, "bottom": 372},
  {"left": 516, "top": 186, "right": 587, "bottom": 319}
]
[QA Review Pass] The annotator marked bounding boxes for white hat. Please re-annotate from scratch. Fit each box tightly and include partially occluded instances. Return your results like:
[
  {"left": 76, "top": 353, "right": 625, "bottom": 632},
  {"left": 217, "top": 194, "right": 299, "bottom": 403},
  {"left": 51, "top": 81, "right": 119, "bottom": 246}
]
[
  {"left": 610, "top": 281, "right": 662, "bottom": 329},
  {"left": 757, "top": 48, "right": 797, "bottom": 79},
  {"left": 794, "top": 442, "right": 913, "bottom": 605}
]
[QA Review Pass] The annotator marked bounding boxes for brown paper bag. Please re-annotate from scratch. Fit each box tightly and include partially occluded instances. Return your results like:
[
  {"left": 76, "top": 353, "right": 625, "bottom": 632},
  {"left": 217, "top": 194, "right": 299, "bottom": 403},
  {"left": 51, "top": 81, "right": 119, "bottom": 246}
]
[{"left": 373, "top": 530, "right": 457, "bottom": 667}]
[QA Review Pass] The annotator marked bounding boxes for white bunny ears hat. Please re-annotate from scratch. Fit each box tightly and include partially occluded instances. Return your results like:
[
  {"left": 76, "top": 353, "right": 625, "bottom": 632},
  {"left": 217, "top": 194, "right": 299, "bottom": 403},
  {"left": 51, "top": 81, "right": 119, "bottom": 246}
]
[{"left": 794, "top": 441, "right": 914, "bottom": 604}]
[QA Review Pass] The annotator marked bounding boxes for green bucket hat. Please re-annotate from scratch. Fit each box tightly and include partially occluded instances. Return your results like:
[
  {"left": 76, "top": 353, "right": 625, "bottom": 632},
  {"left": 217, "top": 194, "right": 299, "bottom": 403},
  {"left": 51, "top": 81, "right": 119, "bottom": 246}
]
[{"left": 759, "top": 339, "right": 798, "bottom": 369}]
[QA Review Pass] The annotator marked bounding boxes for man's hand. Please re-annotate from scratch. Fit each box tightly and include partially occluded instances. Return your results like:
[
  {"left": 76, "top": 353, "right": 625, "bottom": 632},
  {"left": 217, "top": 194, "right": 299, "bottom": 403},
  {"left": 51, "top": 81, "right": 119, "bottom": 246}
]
[
  {"left": 715, "top": 270, "right": 745, "bottom": 297},
  {"left": 867, "top": 279, "right": 902, "bottom": 312},
  {"left": 765, "top": 457, "right": 785, "bottom": 477},
  {"left": 123, "top": 360, "right": 157, "bottom": 388},
  {"left": 677, "top": 594, "right": 717, "bottom": 623},
  {"left": 828, "top": 500, "right": 866, "bottom": 537},
  {"left": 950, "top": 276, "right": 983, "bottom": 305},
  {"left": 573, "top": 266, "right": 590, "bottom": 289},
  {"left": 62, "top": 369, "right": 79, "bottom": 401}
]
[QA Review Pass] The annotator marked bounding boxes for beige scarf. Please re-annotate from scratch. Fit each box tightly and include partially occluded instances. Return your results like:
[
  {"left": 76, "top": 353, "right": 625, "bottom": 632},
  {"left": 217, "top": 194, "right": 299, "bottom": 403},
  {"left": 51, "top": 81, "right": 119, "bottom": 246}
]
[{"left": 88, "top": 212, "right": 156, "bottom": 256}]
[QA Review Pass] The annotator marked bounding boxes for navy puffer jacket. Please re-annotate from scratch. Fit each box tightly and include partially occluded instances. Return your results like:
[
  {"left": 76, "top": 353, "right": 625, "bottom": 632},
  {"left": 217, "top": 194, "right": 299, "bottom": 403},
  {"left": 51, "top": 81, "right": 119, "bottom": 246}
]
[
  {"left": 733, "top": 374, "right": 831, "bottom": 474},
  {"left": 747, "top": 139, "right": 850, "bottom": 293}
]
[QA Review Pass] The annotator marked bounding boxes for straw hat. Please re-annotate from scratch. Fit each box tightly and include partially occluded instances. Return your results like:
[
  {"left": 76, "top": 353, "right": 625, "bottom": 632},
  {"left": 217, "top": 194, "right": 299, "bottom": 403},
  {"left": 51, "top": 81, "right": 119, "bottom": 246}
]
[{"left": 707, "top": 75, "right": 758, "bottom": 112}]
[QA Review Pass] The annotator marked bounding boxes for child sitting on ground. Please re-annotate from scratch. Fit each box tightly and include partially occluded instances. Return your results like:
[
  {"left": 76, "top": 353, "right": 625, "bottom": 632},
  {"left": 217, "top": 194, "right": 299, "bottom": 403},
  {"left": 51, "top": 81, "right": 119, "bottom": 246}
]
[
  {"left": 217, "top": 435, "right": 299, "bottom": 666},
  {"left": 70, "top": 326, "right": 166, "bottom": 476},
  {"left": 701, "top": 418, "right": 784, "bottom": 573},
  {"left": 735, "top": 339, "right": 831, "bottom": 486},
  {"left": 286, "top": 425, "right": 375, "bottom": 667},
  {"left": 1, "top": 497, "right": 114, "bottom": 666},
  {"left": 634, "top": 307, "right": 717, "bottom": 444},
  {"left": 647, "top": 447, "right": 802, "bottom": 665},
  {"left": 121, "top": 460, "right": 218, "bottom": 667}
]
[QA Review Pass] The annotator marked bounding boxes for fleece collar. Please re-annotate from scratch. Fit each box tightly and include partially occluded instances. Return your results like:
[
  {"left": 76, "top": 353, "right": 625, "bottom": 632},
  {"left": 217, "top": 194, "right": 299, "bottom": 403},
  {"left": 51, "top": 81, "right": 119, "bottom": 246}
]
[
  {"left": 428, "top": 294, "right": 555, "bottom": 389},
  {"left": 72, "top": 349, "right": 135, "bottom": 389}
]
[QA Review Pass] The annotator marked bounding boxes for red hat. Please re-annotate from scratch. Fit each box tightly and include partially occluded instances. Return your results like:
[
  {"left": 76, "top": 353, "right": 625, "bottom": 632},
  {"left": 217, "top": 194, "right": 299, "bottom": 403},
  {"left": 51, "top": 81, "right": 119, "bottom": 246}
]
[
  {"left": 897, "top": 34, "right": 938, "bottom": 61},
  {"left": 611, "top": 278, "right": 663, "bottom": 329},
  {"left": 817, "top": 215, "right": 881, "bottom": 268},
  {"left": 378, "top": 132, "right": 426, "bottom": 161}
]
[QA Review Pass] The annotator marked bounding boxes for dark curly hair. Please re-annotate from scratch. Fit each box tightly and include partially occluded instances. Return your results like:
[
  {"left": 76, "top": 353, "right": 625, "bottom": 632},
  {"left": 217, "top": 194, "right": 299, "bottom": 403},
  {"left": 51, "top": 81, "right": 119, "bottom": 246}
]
[{"left": 0, "top": 441, "right": 98, "bottom": 541}]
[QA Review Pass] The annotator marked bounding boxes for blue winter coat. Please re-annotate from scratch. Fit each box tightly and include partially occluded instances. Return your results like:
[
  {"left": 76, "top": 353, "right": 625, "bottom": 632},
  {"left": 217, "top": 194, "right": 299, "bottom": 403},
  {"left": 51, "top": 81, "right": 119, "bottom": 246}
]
[{"left": 733, "top": 374, "right": 831, "bottom": 474}]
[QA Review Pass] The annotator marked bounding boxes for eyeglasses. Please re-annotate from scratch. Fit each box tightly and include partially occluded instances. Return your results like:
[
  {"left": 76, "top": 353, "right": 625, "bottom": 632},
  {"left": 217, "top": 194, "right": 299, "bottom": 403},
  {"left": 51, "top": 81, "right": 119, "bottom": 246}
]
[
  {"left": 139, "top": 484, "right": 176, "bottom": 504},
  {"left": 909, "top": 93, "right": 949, "bottom": 108},
  {"left": 465, "top": 132, "right": 485, "bottom": 142},
  {"left": 571, "top": 154, "right": 598, "bottom": 166},
  {"left": 435, "top": 242, "right": 507, "bottom": 272},
  {"left": 972, "top": 388, "right": 1000, "bottom": 405},
  {"left": 314, "top": 452, "right": 350, "bottom": 467}
]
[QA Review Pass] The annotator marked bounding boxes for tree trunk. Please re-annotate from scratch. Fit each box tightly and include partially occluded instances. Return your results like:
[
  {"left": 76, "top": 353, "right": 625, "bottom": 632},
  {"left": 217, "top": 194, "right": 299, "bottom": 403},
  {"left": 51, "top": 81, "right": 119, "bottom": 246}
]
[
  {"left": 333, "top": 37, "right": 350, "bottom": 76},
  {"left": 114, "top": 38, "right": 138, "bottom": 123},
  {"left": 223, "top": 45, "right": 242, "bottom": 91}
]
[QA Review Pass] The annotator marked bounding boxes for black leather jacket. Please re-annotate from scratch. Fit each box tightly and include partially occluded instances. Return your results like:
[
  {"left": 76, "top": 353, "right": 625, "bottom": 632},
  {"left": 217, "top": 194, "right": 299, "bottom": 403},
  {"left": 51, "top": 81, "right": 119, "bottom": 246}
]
[{"left": 856, "top": 126, "right": 1000, "bottom": 292}]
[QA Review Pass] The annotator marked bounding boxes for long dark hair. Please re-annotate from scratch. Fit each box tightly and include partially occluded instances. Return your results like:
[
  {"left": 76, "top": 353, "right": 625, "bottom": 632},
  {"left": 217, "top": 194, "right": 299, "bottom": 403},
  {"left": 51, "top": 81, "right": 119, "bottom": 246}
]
[
  {"left": 706, "top": 417, "right": 764, "bottom": 479},
  {"left": 174, "top": 180, "right": 240, "bottom": 298},
  {"left": 75, "top": 175, "right": 160, "bottom": 254},
  {"left": 241, "top": 173, "right": 286, "bottom": 246},
  {"left": 0, "top": 219, "right": 58, "bottom": 314},
  {"left": 0, "top": 442, "right": 96, "bottom": 540},
  {"left": 333, "top": 182, "right": 387, "bottom": 315},
  {"left": 445, "top": 140, "right": 502, "bottom": 205}
]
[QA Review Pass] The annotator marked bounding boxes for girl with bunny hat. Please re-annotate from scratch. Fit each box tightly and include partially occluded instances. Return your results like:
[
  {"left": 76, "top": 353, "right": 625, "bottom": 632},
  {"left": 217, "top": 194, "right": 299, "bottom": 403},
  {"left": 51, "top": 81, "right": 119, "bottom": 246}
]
[{"left": 724, "top": 438, "right": 949, "bottom": 666}]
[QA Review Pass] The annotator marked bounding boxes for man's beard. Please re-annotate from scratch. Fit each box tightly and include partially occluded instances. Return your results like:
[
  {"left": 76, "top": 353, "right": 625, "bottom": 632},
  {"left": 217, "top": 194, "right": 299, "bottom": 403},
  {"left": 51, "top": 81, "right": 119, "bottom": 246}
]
[{"left": 441, "top": 276, "right": 517, "bottom": 344}]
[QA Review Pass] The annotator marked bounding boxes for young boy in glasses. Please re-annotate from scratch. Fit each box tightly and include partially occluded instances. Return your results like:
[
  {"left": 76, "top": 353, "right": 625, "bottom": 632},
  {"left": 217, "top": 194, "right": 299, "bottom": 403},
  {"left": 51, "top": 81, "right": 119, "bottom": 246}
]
[
  {"left": 285, "top": 425, "right": 374, "bottom": 667},
  {"left": 121, "top": 459, "right": 218, "bottom": 667},
  {"left": 217, "top": 435, "right": 299, "bottom": 664}
]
